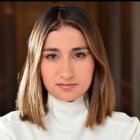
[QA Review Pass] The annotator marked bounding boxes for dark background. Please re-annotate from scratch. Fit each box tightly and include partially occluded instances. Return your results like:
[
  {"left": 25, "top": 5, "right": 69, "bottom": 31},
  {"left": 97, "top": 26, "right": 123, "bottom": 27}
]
[{"left": 0, "top": 2, "right": 140, "bottom": 119}]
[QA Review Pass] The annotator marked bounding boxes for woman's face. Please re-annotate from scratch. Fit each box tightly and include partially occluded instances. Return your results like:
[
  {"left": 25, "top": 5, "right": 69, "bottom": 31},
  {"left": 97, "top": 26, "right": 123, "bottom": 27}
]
[{"left": 41, "top": 25, "right": 95, "bottom": 101}]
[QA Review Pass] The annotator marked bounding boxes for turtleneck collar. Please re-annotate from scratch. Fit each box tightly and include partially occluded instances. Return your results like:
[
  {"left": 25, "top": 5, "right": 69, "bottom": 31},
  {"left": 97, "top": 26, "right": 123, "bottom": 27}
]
[
  {"left": 45, "top": 93, "right": 88, "bottom": 134},
  {"left": 47, "top": 93, "right": 87, "bottom": 115}
]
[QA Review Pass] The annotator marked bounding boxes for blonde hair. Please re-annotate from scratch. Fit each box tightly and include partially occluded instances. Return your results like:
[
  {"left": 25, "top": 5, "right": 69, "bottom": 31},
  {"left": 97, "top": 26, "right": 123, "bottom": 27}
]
[{"left": 16, "top": 5, "right": 115, "bottom": 130}]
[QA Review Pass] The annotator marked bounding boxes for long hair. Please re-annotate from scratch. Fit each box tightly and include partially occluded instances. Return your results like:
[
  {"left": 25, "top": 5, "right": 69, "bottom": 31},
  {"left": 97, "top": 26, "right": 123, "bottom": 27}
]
[{"left": 16, "top": 5, "right": 115, "bottom": 130}]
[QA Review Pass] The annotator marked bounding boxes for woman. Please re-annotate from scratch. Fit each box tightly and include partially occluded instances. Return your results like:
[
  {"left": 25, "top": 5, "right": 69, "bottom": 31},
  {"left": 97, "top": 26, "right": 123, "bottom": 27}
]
[{"left": 0, "top": 5, "right": 140, "bottom": 140}]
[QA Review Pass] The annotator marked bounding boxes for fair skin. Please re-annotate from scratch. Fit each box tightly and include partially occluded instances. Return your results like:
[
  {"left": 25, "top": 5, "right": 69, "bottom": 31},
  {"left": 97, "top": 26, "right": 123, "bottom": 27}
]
[{"left": 41, "top": 25, "right": 95, "bottom": 102}]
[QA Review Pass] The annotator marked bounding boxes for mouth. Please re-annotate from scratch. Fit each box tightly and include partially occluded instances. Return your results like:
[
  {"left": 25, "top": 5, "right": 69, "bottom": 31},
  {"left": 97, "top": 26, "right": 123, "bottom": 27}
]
[{"left": 56, "top": 83, "right": 78, "bottom": 89}]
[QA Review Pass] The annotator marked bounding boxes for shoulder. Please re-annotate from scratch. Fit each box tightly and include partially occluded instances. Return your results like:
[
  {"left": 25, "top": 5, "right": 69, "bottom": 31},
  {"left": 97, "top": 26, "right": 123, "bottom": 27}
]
[
  {"left": 107, "top": 111, "right": 140, "bottom": 125},
  {"left": 0, "top": 111, "right": 21, "bottom": 139},
  {"left": 0, "top": 111, "right": 39, "bottom": 139},
  {"left": 0, "top": 111, "right": 36, "bottom": 129},
  {"left": 104, "top": 111, "right": 140, "bottom": 139},
  {"left": 0, "top": 110, "right": 31, "bottom": 130},
  {"left": 0, "top": 111, "right": 20, "bottom": 125},
  {"left": 0, "top": 111, "right": 19, "bottom": 121},
  {"left": 0, "top": 111, "right": 22, "bottom": 133}
]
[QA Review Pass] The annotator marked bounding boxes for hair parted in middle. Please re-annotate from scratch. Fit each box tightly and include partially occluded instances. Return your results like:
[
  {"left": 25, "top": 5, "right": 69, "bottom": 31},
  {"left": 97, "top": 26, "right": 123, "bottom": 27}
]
[{"left": 16, "top": 5, "right": 115, "bottom": 130}]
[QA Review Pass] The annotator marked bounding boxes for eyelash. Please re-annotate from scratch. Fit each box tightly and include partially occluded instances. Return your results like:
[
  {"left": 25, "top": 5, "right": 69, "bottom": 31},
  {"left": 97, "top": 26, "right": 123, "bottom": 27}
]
[
  {"left": 45, "top": 54, "right": 58, "bottom": 60},
  {"left": 73, "top": 52, "right": 86, "bottom": 59},
  {"left": 45, "top": 52, "right": 87, "bottom": 61}
]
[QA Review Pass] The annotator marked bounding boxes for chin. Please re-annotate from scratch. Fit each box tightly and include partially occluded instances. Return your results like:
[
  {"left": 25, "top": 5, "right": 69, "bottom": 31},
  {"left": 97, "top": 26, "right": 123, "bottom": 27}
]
[{"left": 57, "top": 94, "right": 80, "bottom": 102}]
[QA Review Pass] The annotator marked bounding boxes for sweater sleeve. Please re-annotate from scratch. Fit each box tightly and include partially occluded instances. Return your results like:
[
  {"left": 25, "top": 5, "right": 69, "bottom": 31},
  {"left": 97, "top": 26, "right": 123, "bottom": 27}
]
[
  {"left": 130, "top": 117, "right": 140, "bottom": 140},
  {"left": 0, "top": 118, "right": 13, "bottom": 140}
]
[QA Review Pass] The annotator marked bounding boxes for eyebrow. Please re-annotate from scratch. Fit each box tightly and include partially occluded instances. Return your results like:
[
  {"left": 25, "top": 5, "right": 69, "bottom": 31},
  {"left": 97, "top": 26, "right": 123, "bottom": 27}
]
[{"left": 42, "top": 46, "right": 88, "bottom": 52}]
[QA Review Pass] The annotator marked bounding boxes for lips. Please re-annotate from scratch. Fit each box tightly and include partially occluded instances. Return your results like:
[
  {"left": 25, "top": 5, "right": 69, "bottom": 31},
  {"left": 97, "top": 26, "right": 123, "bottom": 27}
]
[{"left": 56, "top": 83, "right": 78, "bottom": 89}]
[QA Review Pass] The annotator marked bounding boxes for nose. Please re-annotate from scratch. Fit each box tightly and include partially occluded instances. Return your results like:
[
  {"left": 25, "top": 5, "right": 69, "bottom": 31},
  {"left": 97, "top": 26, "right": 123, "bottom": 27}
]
[{"left": 60, "top": 59, "right": 74, "bottom": 80}]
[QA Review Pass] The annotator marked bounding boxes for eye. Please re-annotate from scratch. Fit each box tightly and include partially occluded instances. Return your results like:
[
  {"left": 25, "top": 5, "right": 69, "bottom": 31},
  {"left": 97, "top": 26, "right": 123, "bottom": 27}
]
[
  {"left": 45, "top": 54, "right": 58, "bottom": 60},
  {"left": 73, "top": 52, "right": 86, "bottom": 59}
]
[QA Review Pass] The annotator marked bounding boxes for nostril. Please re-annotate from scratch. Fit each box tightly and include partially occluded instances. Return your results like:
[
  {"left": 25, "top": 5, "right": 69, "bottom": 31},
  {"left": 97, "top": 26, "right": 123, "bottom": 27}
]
[{"left": 60, "top": 72, "right": 74, "bottom": 80}]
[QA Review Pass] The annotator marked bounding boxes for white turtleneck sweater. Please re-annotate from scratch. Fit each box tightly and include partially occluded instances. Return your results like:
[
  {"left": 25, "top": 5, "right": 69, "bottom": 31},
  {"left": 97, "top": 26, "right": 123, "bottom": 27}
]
[{"left": 0, "top": 94, "right": 140, "bottom": 140}]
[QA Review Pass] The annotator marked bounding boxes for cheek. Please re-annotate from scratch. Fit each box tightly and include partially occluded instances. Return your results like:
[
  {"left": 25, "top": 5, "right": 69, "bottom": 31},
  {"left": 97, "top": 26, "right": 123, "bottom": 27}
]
[
  {"left": 78, "top": 60, "right": 95, "bottom": 88},
  {"left": 40, "top": 62, "right": 46, "bottom": 78},
  {"left": 40, "top": 62, "right": 53, "bottom": 84}
]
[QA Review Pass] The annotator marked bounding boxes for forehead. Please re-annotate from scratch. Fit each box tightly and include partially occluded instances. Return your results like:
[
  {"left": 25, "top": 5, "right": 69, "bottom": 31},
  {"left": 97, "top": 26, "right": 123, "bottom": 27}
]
[{"left": 44, "top": 25, "right": 87, "bottom": 48}]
